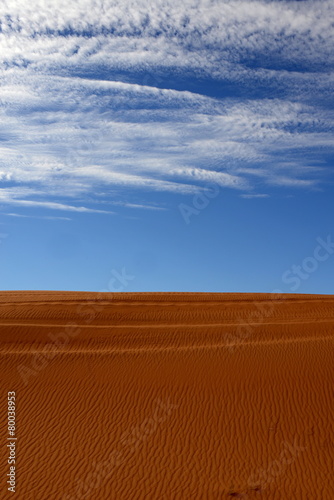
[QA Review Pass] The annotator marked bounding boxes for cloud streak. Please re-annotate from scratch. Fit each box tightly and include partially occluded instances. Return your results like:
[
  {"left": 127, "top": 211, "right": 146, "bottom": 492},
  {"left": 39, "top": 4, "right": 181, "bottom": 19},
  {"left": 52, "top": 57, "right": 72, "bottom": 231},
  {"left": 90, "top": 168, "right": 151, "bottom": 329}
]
[{"left": 0, "top": 0, "right": 333, "bottom": 213}]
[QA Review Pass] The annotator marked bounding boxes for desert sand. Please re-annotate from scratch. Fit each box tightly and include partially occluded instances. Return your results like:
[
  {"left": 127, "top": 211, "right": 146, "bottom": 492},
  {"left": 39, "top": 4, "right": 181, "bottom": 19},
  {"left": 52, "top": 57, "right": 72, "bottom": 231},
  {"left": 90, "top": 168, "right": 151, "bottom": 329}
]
[{"left": 0, "top": 291, "right": 333, "bottom": 499}]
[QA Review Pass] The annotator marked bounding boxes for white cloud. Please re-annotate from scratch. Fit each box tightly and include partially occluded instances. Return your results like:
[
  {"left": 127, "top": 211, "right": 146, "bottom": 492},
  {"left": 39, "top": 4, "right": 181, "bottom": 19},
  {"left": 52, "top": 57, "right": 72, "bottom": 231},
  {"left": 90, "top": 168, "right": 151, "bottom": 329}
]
[
  {"left": 4, "top": 213, "right": 72, "bottom": 220},
  {"left": 0, "top": 0, "right": 333, "bottom": 212},
  {"left": 240, "top": 194, "right": 269, "bottom": 199},
  {"left": 108, "top": 201, "right": 167, "bottom": 210},
  {"left": 0, "top": 188, "right": 115, "bottom": 213}
]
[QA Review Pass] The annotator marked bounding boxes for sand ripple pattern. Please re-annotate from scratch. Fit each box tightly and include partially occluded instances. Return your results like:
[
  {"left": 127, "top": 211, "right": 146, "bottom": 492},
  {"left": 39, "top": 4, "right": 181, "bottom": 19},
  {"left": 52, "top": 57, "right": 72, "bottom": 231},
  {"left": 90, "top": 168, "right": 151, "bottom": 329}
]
[{"left": 0, "top": 292, "right": 333, "bottom": 499}]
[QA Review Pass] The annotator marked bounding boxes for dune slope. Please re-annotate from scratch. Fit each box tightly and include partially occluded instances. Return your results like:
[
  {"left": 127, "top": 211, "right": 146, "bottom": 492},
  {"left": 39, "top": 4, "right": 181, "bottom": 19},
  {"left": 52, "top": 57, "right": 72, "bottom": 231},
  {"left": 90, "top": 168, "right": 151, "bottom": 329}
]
[{"left": 0, "top": 292, "right": 333, "bottom": 499}]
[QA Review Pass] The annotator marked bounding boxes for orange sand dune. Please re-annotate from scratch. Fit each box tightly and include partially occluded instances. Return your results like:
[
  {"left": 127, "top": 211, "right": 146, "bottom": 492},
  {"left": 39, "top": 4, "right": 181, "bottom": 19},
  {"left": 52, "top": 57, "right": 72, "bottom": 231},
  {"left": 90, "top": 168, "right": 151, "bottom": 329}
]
[{"left": 0, "top": 292, "right": 333, "bottom": 499}]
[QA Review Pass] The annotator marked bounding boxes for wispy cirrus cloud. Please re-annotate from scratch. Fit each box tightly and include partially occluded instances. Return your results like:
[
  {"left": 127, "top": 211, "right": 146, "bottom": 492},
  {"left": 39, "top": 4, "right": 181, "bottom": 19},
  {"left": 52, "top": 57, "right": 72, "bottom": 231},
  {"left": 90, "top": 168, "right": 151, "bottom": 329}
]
[
  {"left": 0, "top": 0, "right": 333, "bottom": 214},
  {"left": 4, "top": 213, "right": 72, "bottom": 220},
  {"left": 240, "top": 194, "right": 269, "bottom": 199}
]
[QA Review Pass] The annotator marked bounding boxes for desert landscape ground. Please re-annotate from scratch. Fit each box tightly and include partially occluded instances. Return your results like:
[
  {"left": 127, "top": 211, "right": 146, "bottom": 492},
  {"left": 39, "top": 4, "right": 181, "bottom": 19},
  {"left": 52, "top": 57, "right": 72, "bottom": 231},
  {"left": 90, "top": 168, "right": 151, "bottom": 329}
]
[{"left": 0, "top": 291, "right": 333, "bottom": 499}]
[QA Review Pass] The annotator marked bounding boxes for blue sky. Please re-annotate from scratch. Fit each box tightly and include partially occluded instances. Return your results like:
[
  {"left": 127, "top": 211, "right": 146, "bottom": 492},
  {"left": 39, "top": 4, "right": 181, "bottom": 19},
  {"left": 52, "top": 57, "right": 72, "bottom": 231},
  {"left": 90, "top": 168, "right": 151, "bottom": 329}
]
[{"left": 0, "top": 0, "right": 333, "bottom": 293}]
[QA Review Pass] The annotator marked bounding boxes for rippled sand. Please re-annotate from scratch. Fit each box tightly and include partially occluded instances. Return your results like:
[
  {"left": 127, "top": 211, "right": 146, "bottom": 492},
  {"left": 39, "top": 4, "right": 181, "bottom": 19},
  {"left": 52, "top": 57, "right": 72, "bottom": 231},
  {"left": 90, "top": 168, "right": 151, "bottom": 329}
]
[{"left": 0, "top": 292, "right": 333, "bottom": 499}]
